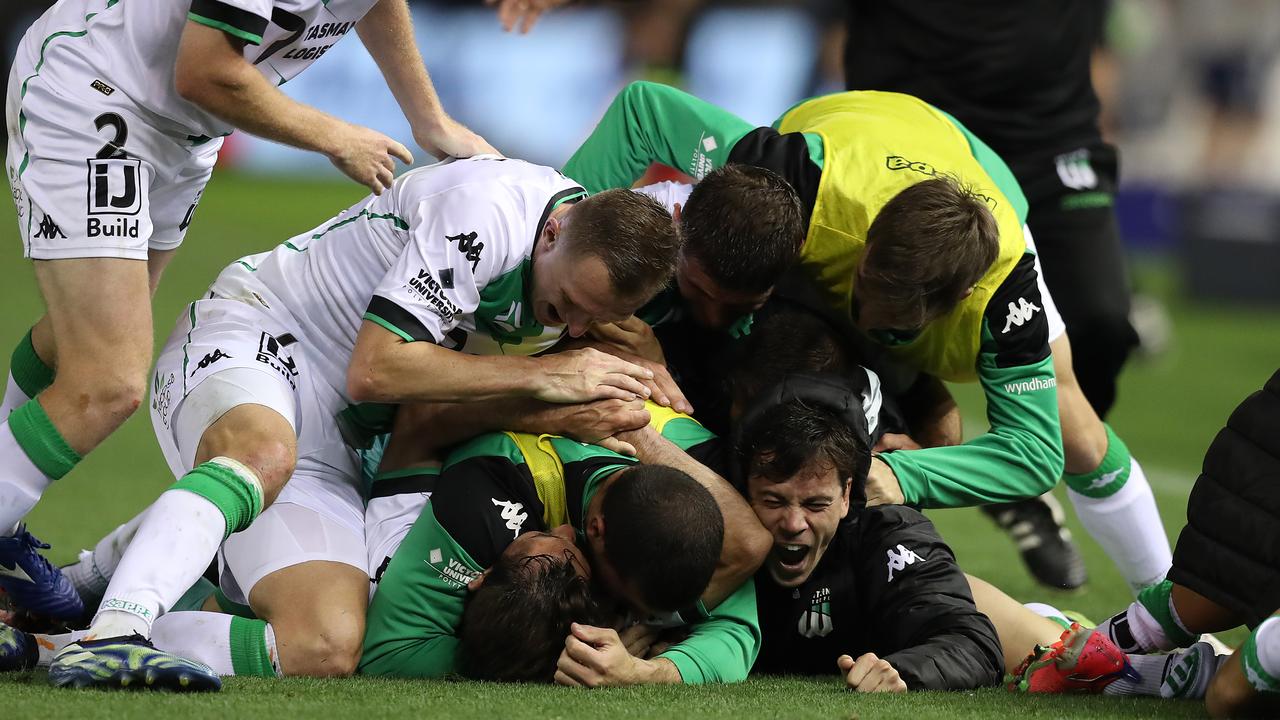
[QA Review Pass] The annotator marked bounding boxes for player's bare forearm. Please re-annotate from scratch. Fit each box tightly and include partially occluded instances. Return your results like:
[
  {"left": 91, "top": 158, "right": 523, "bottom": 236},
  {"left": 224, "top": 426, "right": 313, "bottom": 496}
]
[
  {"left": 617, "top": 426, "right": 770, "bottom": 608},
  {"left": 348, "top": 323, "right": 541, "bottom": 403},
  {"left": 356, "top": 0, "right": 444, "bottom": 130},
  {"left": 175, "top": 22, "right": 344, "bottom": 156}
]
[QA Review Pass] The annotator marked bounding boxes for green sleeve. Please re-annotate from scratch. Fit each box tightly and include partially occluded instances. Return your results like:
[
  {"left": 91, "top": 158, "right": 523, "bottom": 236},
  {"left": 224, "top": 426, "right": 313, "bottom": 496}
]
[
  {"left": 656, "top": 580, "right": 760, "bottom": 684},
  {"left": 359, "top": 509, "right": 479, "bottom": 678},
  {"left": 881, "top": 256, "right": 1065, "bottom": 508},
  {"left": 562, "top": 81, "right": 756, "bottom": 192},
  {"left": 658, "top": 414, "right": 718, "bottom": 452}
]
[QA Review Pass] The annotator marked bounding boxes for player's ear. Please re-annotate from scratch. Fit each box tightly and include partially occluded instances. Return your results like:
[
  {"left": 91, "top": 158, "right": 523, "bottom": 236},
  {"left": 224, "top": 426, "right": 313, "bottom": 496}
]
[
  {"left": 586, "top": 514, "right": 605, "bottom": 541},
  {"left": 542, "top": 215, "right": 563, "bottom": 250},
  {"left": 467, "top": 568, "right": 492, "bottom": 592}
]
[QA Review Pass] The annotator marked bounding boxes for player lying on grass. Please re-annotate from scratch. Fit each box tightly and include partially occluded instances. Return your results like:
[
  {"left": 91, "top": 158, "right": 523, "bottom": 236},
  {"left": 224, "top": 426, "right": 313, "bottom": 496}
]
[
  {"left": 31, "top": 157, "right": 679, "bottom": 691},
  {"left": 0, "top": 0, "right": 495, "bottom": 626},
  {"left": 564, "top": 81, "right": 1171, "bottom": 594},
  {"left": 359, "top": 401, "right": 767, "bottom": 685}
]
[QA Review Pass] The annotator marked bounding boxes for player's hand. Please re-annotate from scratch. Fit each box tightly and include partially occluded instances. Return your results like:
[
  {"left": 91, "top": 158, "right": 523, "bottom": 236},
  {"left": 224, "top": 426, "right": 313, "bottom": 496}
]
[
  {"left": 618, "top": 624, "right": 660, "bottom": 659},
  {"left": 838, "top": 653, "right": 907, "bottom": 693},
  {"left": 864, "top": 457, "right": 905, "bottom": 506},
  {"left": 555, "top": 623, "right": 654, "bottom": 687},
  {"left": 588, "top": 316, "right": 666, "bottom": 364},
  {"left": 412, "top": 114, "right": 499, "bottom": 160},
  {"left": 535, "top": 348, "right": 653, "bottom": 405},
  {"left": 326, "top": 122, "right": 413, "bottom": 195},
  {"left": 556, "top": 398, "right": 651, "bottom": 456},
  {"left": 486, "top": 0, "right": 569, "bottom": 34},
  {"left": 874, "top": 432, "right": 922, "bottom": 452}
]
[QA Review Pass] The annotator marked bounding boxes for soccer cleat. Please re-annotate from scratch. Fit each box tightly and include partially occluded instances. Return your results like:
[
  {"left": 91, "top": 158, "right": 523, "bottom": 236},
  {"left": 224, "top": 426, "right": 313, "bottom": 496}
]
[
  {"left": 1006, "top": 622, "right": 1139, "bottom": 693},
  {"left": 48, "top": 635, "right": 221, "bottom": 691},
  {"left": 0, "top": 622, "right": 38, "bottom": 672},
  {"left": 1161, "top": 641, "right": 1224, "bottom": 699},
  {"left": 0, "top": 525, "right": 85, "bottom": 623},
  {"left": 982, "top": 494, "right": 1088, "bottom": 590}
]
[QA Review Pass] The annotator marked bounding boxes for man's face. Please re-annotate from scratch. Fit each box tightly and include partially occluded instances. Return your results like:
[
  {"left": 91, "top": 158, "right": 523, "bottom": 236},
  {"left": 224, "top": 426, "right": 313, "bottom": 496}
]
[
  {"left": 675, "top": 254, "right": 771, "bottom": 330},
  {"left": 747, "top": 455, "right": 851, "bottom": 587},
  {"left": 531, "top": 216, "right": 643, "bottom": 338},
  {"left": 502, "top": 523, "right": 592, "bottom": 581}
]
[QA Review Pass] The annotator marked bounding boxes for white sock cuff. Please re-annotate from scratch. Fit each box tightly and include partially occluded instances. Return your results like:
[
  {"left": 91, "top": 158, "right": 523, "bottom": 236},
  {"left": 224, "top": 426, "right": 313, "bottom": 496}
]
[{"left": 207, "top": 455, "right": 265, "bottom": 507}]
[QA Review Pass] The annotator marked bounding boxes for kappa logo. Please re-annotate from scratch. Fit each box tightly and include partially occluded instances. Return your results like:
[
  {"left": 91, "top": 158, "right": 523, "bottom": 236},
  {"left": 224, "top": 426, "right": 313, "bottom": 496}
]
[
  {"left": 1087, "top": 467, "right": 1126, "bottom": 492},
  {"left": 191, "top": 349, "right": 232, "bottom": 376},
  {"left": 797, "top": 587, "right": 834, "bottom": 638},
  {"left": 492, "top": 498, "right": 528, "bottom": 539},
  {"left": 886, "top": 544, "right": 924, "bottom": 582},
  {"left": 1001, "top": 297, "right": 1042, "bottom": 334},
  {"left": 446, "top": 231, "right": 483, "bottom": 272},
  {"left": 33, "top": 213, "right": 66, "bottom": 240}
]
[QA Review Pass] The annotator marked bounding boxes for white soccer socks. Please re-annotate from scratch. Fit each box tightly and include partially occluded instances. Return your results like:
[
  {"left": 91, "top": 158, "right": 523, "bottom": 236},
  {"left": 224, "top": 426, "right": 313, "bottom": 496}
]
[
  {"left": 151, "top": 612, "right": 281, "bottom": 678},
  {"left": 1063, "top": 425, "right": 1172, "bottom": 594},
  {"left": 89, "top": 457, "right": 264, "bottom": 640},
  {"left": 0, "top": 399, "right": 79, "bottom": 535},
  {"left": 1097, "top": 579, "right": 1197, "bottom": 654},
  {"left": 61, "top": 511, "right": 148, "bottom": 605}
]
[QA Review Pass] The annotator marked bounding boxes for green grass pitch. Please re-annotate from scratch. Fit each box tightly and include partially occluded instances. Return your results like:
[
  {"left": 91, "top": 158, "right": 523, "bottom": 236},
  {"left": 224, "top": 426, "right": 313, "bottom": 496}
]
[{"left": 2, "top": 170, "right": 1278, "bottom": 718}]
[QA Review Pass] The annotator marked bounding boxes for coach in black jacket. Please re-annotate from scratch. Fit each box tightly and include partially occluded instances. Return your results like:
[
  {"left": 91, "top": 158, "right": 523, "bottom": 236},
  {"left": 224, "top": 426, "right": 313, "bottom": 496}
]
[{"left": 736, "top": 375, "right": 1003, "bottom": 691}]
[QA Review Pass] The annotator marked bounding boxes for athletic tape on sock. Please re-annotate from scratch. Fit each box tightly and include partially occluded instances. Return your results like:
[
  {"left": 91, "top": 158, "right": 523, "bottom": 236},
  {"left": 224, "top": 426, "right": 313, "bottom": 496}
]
[
  {"left": 229, "top": 617, "right": 277, "bottom": 678},
  {"left": 1137, "top": 580, "right": 1197, "bottom": 648},
  {"left": 170, "top": 458, "right": 265, "bottom": 539},
  {"left": 9, "top": 399, "right": 81, "bottom": 479},
  {"left": 10, "top": 329, "right": 54, "bottom": 398},
  {"left": 1243, "top": 619, "right": 1280, "bottom": 694},
  {"left": 1064, "top": 423, "right": 1130, "bottom": 498}
]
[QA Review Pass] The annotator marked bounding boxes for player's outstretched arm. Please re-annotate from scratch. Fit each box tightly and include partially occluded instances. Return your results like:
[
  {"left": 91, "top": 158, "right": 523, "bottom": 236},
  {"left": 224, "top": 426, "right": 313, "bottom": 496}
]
[
  {"left": 174, "top": 22, "right": 412, "bottom": 194},
  {"left": 562, "top": 81, "right": 755, "bottom": 193},
  {"left": 614, "top": 425, "right": 771, "bottom": 609},
  {"left": 356, "top": 0, "right": 497, "bottom": 159},
  {"left": 348, "top": 321, "right": 653, "bottom": 404}
]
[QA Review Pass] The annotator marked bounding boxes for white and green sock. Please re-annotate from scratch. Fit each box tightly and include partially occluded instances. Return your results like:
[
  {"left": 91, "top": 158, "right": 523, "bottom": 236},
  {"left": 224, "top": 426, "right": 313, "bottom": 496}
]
[
  {"left": 61, "top": 511, "right": 148, "bottom": 605},
  {"left": 151, "top": 612, "right": 280, "bottom": 677},
  {"left": 1097, "top": 580, "right": 1198, "bottom": 654},
  {"left": 0, "top": 398, "right": 80, "bottom": 535},
  {"left": 88, "top": 457, "right": 264, "bottom": 640},
  {"left": 1064, "top": 425, "right": 1172, "bottom": 594},
  {"left": 1243, "top": 617, "right": 1280, "bottom": 694},
  {"left": 1, "top": 329, "right": 54, "bottom": 419}
]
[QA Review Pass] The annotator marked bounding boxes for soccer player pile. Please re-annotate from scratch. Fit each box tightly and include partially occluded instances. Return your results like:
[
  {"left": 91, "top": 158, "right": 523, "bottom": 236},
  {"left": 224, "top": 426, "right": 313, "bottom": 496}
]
[{"left": 2, "top": 0, "right": 1277, "bottom": 716}]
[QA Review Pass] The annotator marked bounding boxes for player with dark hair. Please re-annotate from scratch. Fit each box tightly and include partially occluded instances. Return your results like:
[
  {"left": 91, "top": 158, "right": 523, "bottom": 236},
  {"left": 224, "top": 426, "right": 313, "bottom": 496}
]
[
  {"left": 359, "top": 403, "right": 764, "bottom": 685},
  {"left": 565, "top": 82, "right": 1169, "bottom": 595}
]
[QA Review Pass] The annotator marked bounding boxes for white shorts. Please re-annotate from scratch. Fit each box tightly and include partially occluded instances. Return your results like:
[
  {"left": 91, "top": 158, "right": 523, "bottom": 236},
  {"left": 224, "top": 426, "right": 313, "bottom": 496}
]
[
  {"left": 6, "top": 57, "right": 220, "bottom": 261},
  {"left": 150, "top": 296, "right": 367, "bottom": 602},
  {"left": 1024, "top": 225, "right": 1066, "bottom": 344}
]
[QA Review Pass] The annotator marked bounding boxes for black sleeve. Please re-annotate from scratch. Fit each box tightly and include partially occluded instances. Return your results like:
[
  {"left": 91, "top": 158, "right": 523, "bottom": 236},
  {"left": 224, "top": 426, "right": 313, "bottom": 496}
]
[
  {"left": 856, "top": 506, "right": 1004, "bottom": 691},
  {"left": 983, "top": 253, "right": 1051, "bottom": 368},
  {"left": 728, "top": 127, "right": 823, "bottom": 225},
  {"left": 431, "top": 456, "right": 544, "bottom": 568}
]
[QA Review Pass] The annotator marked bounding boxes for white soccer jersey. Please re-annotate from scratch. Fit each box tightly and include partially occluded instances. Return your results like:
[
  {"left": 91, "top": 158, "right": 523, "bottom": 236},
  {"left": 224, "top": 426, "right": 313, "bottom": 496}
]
[
  {"left": 14, "top": 0, "right": 376, "bottom": 140},
  {"left": 210, "top": 156, "right": 583, "bottom": 407},
  {"left": 634, "top": 180, "right": 692, "bottom": 213}
]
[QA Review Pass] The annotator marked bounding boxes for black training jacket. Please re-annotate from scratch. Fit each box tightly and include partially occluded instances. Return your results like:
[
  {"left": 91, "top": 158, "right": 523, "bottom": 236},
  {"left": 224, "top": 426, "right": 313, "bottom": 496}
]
[{"left": 752, "top": 505, "right": 1003, "bottom": 690}]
